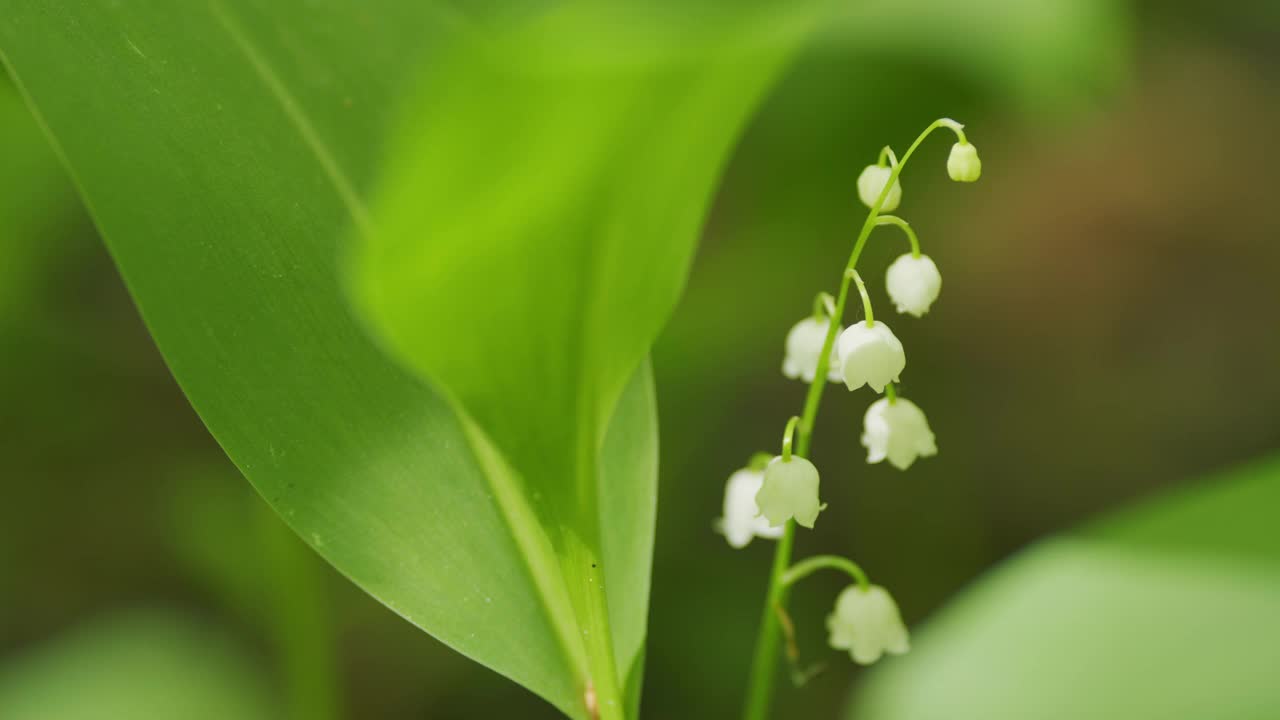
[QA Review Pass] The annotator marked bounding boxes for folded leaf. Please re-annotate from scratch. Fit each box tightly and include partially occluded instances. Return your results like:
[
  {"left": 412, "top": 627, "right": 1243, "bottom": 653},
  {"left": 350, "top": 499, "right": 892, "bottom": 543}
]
[{"left": 0, "top": 1, "right": 821, "bottom": 716}]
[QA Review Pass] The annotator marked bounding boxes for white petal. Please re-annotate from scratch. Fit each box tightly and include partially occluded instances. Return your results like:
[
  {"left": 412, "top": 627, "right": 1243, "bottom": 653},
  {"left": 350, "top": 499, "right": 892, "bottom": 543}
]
[
  {"left": 783, "top": 317, "right": 841, "bottom": 384},
  {"left": 836, "top": 321, "right": 906, "bottom": 393},
  {"left": 947, "top": 142, "right": 982, "bottom": 182},
  {"left": 828, "top": 584, "right": 910, "bottom": 666},
  {"left": 718, "top": 470, "right": 782, "bottom": 548},
  {"left": 862, "top": 397, "right": 937, "bottom": 470},
  {"left": 755, "top": 456, "right": 824, "bottom": 529},
  {"left": 886, "top": 254, "right": 942, "bottom": 317},
  {"left": 857, "top": 165, "right": 902, "bottom": 211},
  {"left": 782, "top": 356, "right": 802, "bottom": 381}
]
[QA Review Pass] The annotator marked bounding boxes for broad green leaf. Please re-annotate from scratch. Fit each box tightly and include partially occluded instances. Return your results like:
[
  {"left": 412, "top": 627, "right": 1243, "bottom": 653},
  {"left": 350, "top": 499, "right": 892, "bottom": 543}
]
[
  {"left": 0, "top": 611, "right": 279, "bottom": 720},
  {"left": 0, "top": 2, "right": 820, "bottom": 716},
  {"left": 850, "top": 456, "right": 1280, "bottom": 720},
  {"left": 0, "top": 2, "right": 660, "bottom": 716},
  {"left": 346, "top": 2, "right": 823, "bottom": 708}
]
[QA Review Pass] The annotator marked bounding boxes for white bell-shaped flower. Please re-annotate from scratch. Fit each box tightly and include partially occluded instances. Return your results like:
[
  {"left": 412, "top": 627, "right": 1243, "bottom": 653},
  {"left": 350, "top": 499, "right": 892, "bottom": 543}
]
[
  {"left": 754, "top": 455, "right": 825, "bottom": 529},
  {"left": 826, "top": 584, "right": 910, "bottom": 665},
  {"left": 716, "top": 469, "right": 785, "bottom": 549},
  {"left": 885, "top": 254, "right": 942, "bottom": 317},
  {"left": 836, "top": 321, "right": 905, "bottom": 393},
  {"left": 856, "top": 164, "right": 902, "bottom": 211},
  {"left": 947, "top": 141, "right": 982, "bottom": 182},
  {"left": 783, "top": 317, "right": 842, "bottom": 383},
  {"left": 862, "top": 397, "right": 937, "bottom": 470}
]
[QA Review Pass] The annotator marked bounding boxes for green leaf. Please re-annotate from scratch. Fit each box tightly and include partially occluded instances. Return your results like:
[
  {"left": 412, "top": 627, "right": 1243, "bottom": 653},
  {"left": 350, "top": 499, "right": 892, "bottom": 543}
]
[
  {"left": 0, "top": 2, "right": 652, "bottom": 716},
  {"left": 0, "top": 611, "right": 279, "bottom": 720},
  {"left": 850, "top": 455, "right": 1280, "bottom": 719},
  {"left": 0, "top": 2, "right": 819, "bottom": 716},
  {"left": 345, "top": 2, "right": 823, "bottom": 709}
]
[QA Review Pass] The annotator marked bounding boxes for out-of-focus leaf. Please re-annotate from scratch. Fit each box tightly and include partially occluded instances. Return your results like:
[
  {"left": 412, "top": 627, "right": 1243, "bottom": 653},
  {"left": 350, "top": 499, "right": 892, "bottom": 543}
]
[
  {"left": 168, "top": 470, "right": 339, "bottom": 720},
  {"left": 850, "top": 456, "right": 1280, "bottom": 720},
  {"left": 0, "top": 611, "right": 278, "bottom": 720},
  {"left": 832, "top": 0, "right": 1130, "bottom": 110},
  {"left": 0, "top": 78, "right": 77, "bottom": 320}
]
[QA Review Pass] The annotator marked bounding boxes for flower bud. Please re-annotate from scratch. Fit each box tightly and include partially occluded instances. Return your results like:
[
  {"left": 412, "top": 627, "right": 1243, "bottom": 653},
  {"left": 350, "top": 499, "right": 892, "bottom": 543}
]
[
  {"left": 716, "top": 469, "right": 785, "bottom": 549},
  {"left": 836, "top": 321, "right": 905, "bottom": 393},
  {"left": 947, "top": 141, "right": 981, "bottom": 182},
  {"left": 885, "top": 254, "right": 942, "bottom": 317},
  {"left": 856, "top": 164, "right": 902, "bottom": 211},
  {"left": 826, "top": 584, "right": 910, "bottom": 665},
  {"left": 861, "top": 397, "right": 937, "bottom": 470},
  {"left": 783, "top": 317, "right": 842, "bottom": 383},
  {"left": 754, "top": 455, "right": 825, "bottom": 529}
]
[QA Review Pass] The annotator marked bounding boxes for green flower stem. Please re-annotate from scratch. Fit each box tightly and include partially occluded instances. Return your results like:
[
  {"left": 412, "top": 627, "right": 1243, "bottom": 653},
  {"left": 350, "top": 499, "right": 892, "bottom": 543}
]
[
  {"left": 847, "top": 269, "right": 875, "bottom": 327},
  {"left": 781, "top": 416, "right": 801, "bottom": 462},
  {"left": 749, "top": 451, "right": 776, "bottom": 471},
  {"left": 877, "top": 145, "right": 898, "bottom": 168},
  {"left": 780, "top": 555, "right": 870, "bottom": 591},
  {"left": 885, "top": 382, "right": 898, "bottom": 404},
  {"left": 938, "top": 117, "right": 968, "bottom": 144},
  {"left": 875, "top": 215, "right": 922, "bottom": 258},
  {"left": 742, "top": 118, "right": 956, "bottom": 720},
  {"left": 812, "top": 291, "right": 837, "bottom": 320}
]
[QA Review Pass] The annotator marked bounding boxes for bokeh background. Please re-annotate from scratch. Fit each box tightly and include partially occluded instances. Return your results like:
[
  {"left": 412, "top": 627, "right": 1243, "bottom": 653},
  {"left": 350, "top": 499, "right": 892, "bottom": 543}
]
[{"left": 3, "top": 1, "right": 1278, "bottom": 718}]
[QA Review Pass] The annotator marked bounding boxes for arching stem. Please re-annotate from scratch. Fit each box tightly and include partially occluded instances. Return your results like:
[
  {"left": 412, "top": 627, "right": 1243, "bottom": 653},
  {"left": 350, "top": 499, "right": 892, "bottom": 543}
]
[{"left": 742, "top": 118, "right": 961, "bottom": 720}]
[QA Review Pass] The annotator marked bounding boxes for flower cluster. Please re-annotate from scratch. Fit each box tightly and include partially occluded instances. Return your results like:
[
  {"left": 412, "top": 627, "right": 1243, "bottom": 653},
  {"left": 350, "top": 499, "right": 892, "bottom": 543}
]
[{"left": 718, "top": 119, "right": 981, "bottom": 676}]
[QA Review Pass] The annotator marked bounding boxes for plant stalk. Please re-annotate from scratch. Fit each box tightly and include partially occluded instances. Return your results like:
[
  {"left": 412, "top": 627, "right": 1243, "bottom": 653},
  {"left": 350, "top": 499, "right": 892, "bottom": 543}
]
[{"left": 740, "top": 119, "right": 953, "bottom": 720}]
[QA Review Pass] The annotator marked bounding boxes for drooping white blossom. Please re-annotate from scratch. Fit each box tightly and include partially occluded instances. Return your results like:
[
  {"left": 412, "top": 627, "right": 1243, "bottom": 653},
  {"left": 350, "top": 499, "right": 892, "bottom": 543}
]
[
  {"left": 947, "top": 141, "right": 982, "bottom": 182},
  {"left": 861, "top": 397, "right": 937, "bottom": 470},
  {"left": 836, "top": 321, "right": 905, "bottom": 393},
  {"left": 754, "top": 455, "right": 825, "bottom": 529},
  {"left": 716, "top": 469, "right": 785, "bottom": 549},
  {"left": 856, "top": 164, "right": 902, "bottom": 211},
  {"left": 885, "top": 254, "right": 942, "bottom": 317},
  {"left": 783, "top": 317, "right": 843, "bottom": 383},
  {"left": 826, "top": 584, "right": 910, "bottom": 665}
]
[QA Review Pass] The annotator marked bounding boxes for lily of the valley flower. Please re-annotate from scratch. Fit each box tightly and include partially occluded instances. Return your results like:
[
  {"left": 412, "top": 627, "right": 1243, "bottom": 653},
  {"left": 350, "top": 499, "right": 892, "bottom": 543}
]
[
  {"left": 856, "top": 164, "right": 902, "bottom": 211},
  {"left": 885, "top": 254, "right": 942, "bottom": 317},
  {"left": 717, "top": 469, "right": 785, "bottom": 549},
  {"left": 755, "top": 455, "right": 825, "bottom": 529},
  {"left": 783, "top": 317, "right": 842, "bottom": 383},
  {"left": 947, "top": 141, "right": 982, "bottom": 182},
  {"left": 836, "top": 321, "right": 905, "bottom": 393},
  {"left": 862, "top": 397, "right": 937, "bottom": 470},
  {"left": 826, "top": 584, "right": 910, "bottom": 665}
]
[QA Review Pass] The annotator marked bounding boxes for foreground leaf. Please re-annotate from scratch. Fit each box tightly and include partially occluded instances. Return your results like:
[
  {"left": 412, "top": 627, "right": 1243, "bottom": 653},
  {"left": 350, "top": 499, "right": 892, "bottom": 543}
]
[
  {"left": 850, "top": 456, "right": 1280, "bottom": 719},
  {"left": 0, "top": 2, "right": 657, "bottom": 716},
  {"left": 347, "top": 2, "right": 824, "bottom": 708},
  {"left": 0, "top": 2, "right": 821, "bottom": 715}
]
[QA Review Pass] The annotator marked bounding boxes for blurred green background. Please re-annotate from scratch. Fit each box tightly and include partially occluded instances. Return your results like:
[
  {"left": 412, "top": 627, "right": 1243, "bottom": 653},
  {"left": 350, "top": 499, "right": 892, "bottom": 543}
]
[{"left": 3, "top": 1, "right": 1278, "bottom": 718}]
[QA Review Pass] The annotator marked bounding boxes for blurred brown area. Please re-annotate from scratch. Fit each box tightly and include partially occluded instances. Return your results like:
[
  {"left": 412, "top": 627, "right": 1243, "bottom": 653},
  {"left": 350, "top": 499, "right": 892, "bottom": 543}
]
[{"left": 2, "top": 2, "right": 1278, "bottom": 718}]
